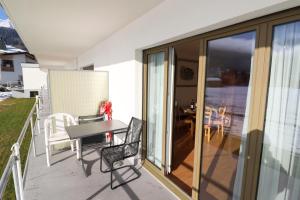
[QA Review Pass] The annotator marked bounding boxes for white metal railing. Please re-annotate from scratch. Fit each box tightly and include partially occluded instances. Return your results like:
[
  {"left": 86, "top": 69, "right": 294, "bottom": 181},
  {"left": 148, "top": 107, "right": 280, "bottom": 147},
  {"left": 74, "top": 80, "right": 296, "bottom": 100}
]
[{"left": 0, "top": 96, "right": 40, "bottom": 200}]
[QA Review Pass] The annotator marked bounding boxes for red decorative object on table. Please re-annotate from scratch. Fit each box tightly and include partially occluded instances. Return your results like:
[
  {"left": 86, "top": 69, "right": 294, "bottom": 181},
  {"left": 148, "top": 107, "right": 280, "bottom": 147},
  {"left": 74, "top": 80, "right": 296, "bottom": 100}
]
[
  {"left": 104, "top": 101, "right": 112, "bottom": 120},
  {"left": 99, "top": 101, "right": 113, "bottom": 141},
  {"left": 99, "top": 101, "right": 112, "bottom": 119}
]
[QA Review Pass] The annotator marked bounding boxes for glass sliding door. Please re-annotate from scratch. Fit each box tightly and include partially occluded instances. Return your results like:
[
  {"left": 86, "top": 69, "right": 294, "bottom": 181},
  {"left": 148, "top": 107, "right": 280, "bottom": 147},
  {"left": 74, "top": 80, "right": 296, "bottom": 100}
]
[
  {"left": 257, "top": 20, "right": 300, "bottom": 200},
  {"left": 199, "top": 31, "right": 256, "bottom": 199},
  {"left": 147, "top": 51, "right": 165, "bottom": 168}
]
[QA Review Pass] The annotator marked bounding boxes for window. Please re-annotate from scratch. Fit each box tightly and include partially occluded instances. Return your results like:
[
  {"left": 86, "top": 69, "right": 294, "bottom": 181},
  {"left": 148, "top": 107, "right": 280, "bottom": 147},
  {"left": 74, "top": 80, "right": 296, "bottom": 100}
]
[
  {"left": 200, "top": 31, "right": 256, "bottom": 200},
  {"left": 142, "top": 9, "right": 300, "bottom": 200},
  {"left": 1, "top": 60, "right": 14, "bottom": 72},
  {"left": 257, "top": 20, "right": 300, "bottom": 200}
]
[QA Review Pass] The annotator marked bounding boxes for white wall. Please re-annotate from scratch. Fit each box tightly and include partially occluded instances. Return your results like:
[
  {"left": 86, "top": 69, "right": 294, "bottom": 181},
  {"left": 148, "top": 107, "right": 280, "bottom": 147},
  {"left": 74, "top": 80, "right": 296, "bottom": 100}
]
[
  {"left": 22, "top": 63, "right": 48, "bottom": 90},
  {"left": 0, "top": 54, "right": 25, "bottom": 83},
  {"left": 77, "top": 0, "right": 299, "bottom": 122},
  {"left": 97, "top": 60, "right": 142, "bottom": 124}
]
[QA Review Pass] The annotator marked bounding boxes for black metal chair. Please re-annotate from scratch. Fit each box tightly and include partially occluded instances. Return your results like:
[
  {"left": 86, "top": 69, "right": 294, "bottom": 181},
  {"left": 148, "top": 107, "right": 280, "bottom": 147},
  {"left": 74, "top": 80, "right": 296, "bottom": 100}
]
[
  {"left": 100, "top": 117, "right": 143, "bottom": 189},
  {"left": 78, "top": 114, "right": 108, "bottom": 176},
  {"left": 79, "top": 114, "right": 108, "bottom": 150}
]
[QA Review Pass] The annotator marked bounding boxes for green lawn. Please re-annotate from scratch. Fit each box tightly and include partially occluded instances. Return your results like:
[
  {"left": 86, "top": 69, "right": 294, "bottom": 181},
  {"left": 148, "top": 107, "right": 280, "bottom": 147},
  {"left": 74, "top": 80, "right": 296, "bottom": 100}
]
[{"left": 0, "top": 98, "right": 36, "bottom": 200}]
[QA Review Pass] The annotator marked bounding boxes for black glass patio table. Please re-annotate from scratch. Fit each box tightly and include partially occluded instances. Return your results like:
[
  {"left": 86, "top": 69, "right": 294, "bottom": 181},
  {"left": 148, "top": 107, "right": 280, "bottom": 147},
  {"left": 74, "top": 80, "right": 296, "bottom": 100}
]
[{"left": 66, "top": 120, "right": 128, "bottom": 176}]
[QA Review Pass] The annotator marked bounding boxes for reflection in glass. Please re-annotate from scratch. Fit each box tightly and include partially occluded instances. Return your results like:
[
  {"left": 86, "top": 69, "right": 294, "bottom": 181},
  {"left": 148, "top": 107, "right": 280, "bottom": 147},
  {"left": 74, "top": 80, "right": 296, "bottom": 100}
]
[
  {"left": 200, "top": 31, "right": 256, "bottom": 199},
  {"left": 257, "top": 21, "right": 300, "bottom": 200},
  {"left": 147, "top": 52, "right": 164, "bottom": 167}
]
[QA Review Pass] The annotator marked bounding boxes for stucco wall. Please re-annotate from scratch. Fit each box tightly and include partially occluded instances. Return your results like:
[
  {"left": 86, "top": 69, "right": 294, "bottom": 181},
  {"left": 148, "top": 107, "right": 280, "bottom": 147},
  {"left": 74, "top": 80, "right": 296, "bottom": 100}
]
[
  {"left": 22, "top": 63, "right": 48, "bottom": 90},
  {"left": 77, "top": 0, "right": 299, "bottom": 123},
  {"left": 0, "top": 54, "right": 25, "bottom": 83}
]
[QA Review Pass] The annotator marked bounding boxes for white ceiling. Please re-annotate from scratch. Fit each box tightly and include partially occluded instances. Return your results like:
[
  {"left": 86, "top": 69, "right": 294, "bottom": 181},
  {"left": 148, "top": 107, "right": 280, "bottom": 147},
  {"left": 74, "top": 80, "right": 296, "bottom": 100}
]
[{"left": 0, "top": 0, "right": 164, "bottom": 68}]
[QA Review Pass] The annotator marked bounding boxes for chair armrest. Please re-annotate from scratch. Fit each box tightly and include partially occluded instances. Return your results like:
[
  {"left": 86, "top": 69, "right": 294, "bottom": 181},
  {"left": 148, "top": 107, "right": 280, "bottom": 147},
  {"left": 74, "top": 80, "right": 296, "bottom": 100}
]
[
  {"left": 124, "top": 140, "right": 140, "bottom": 146},
  {"left": 112, "top": 129, "right": 127, "bottom": 135},
  {"left": 100, "top": 140, "right": 140, "bottom": 156}
]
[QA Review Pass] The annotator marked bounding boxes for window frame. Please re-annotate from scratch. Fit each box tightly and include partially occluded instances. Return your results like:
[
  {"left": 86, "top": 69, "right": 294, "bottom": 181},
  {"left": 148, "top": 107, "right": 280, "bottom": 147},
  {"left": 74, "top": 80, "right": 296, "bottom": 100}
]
[
  {"left": 142, "top": 8, "right": 300, "bottom": 200},
  {"left": 1, "top": 59, "right": 14, "bottom": 72}
]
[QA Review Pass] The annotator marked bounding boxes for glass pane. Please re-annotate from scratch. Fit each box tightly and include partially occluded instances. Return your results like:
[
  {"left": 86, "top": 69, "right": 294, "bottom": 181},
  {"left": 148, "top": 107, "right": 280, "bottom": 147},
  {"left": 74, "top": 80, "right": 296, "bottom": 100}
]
[
  {"left": 257, "top": 21, "right": 300, "bottom": 200},
  {"left": 199, "top": 31, "right": 256, "bottom": 199},
  {"left": 147, "top": 52, "right": 165, "bottom": 168}
]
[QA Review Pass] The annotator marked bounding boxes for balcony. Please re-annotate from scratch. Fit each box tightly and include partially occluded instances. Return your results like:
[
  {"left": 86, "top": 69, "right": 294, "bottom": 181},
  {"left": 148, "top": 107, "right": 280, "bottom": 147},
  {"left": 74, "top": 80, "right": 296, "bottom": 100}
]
[{"left": 0, "top": 94, "right": 177, "bottom": 200}]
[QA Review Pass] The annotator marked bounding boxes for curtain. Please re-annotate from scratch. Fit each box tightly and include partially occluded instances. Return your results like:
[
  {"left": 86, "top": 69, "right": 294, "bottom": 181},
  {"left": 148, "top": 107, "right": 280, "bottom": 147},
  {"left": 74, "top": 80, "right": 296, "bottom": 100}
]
[
  {"left": 166, "top": 47, "right": 175, "bottom": 174},
  {"left": 147, "top": 52, "right": 164, "bottom": 167},
  {"left": 166, "top": 47, "right": 175, "bottom": 173},
  {"left": 257, "top": 21, "right": 300, "bottom": 200}
]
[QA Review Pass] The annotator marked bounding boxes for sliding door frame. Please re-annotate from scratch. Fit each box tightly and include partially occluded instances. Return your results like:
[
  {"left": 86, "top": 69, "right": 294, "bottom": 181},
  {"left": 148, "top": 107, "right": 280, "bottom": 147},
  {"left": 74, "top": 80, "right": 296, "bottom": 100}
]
[
  {"left": 143, "top": 47, "right": 168, "bottom": 172},
  {"left": 253, "top": 13, "right": 300, "bottom": 200},
  {"left": 194, "top": 24, "right": 262, "bottom": 200},
  {"left": 142, "top": 7, "right": 300, "bottom": 200},
  {"left": 143, "top": 47, "right": 195, "bottom": 200}
]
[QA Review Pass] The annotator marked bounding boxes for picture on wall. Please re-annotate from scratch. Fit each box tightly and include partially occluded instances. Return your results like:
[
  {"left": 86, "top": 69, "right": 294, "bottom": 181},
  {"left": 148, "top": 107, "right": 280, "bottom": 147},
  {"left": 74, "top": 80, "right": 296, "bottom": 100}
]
[{"left": 176, "top": 59, "right": 198, "bottom": 86}]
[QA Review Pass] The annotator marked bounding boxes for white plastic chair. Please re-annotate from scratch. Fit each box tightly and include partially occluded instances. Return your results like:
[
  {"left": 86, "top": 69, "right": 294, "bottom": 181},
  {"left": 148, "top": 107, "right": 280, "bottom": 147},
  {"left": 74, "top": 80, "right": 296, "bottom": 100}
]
[{"left": 44, "top": 113, "right": 79, "bottom": 167}]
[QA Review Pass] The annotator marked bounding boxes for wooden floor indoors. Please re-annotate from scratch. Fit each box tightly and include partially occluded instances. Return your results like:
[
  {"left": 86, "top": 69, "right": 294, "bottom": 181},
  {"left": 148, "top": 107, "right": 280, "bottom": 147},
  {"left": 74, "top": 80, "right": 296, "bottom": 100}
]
[
  {"left": 200, "top": 130, "right": 241, "bottom": 200},
  {"left": 168, "top": 126, "right": 242, "bottom": 199},
  {"left": 168, "top": 125, "right": 195, "bottom": 196}
]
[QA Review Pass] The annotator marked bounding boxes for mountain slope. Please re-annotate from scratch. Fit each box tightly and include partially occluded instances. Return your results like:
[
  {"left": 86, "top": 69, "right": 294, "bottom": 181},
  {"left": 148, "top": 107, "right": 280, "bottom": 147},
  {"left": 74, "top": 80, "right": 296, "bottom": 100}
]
[{"left": 0, "top": 26, "right": 27, "bottom": 51}]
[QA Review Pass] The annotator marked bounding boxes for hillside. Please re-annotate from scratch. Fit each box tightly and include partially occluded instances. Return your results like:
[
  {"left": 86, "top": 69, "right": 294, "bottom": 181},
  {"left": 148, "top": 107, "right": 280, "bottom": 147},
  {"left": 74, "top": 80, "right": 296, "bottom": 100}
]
[{"left": 0, "top": 26, "right": 27, "bottom": 51}]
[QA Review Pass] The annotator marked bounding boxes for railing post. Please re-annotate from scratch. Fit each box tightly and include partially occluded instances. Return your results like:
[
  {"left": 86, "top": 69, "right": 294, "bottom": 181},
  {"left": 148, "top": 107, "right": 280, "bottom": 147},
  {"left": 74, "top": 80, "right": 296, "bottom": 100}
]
[
  {"left": 35, "top": 95, "right": 39, "bottom": 110},
  {"left": 30, "top": 117, "right": 36, "bottom": 157},
  {"left": 38, "top": 95, "right": 41, "bottom": 109},
  {"left": 35, "top": 99, "right": 41, "bottom": 135},
  {"left": 11, "top": 144, "right": 24, "bottom": 200},
  {"left": 12, "top": 157, "right": 21, "bottom": 200}
]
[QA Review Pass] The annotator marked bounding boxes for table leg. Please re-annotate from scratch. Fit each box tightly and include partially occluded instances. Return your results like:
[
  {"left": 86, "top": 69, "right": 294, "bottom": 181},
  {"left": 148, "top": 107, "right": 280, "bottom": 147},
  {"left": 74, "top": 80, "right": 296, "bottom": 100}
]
[
  {"left": 76, "top": 139, "right": 81, "bottom": 160},
  {"left": 77, "top": 139, "right": 88, "bottom": 177}
]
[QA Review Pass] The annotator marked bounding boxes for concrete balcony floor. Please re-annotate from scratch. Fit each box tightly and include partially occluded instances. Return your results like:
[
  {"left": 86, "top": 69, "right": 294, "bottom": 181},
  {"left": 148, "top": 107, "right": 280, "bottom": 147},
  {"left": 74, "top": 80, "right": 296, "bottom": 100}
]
[{"left": 23, "top": 101, "right": 177, "bottom": 200}]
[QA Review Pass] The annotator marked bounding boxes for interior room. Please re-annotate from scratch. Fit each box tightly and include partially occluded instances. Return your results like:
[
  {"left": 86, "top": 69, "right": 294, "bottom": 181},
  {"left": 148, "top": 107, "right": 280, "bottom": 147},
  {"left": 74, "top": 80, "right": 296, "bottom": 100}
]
[{"left": 166, "top": 31, "right": 256, "bottom": 198}]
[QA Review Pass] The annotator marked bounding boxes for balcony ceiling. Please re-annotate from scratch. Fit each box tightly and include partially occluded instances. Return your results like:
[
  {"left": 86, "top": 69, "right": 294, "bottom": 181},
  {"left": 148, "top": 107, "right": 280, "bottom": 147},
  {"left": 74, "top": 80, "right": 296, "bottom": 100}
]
[{"left": 0, "top": 0, "right": 164, "bottom": 68}]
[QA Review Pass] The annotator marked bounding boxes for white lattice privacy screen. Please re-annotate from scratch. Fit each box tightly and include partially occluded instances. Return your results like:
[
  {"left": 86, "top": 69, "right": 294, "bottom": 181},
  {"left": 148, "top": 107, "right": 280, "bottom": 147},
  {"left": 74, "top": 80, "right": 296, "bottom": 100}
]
[{"left": 49, "top": 70, "right": 109, "bottom": 116}]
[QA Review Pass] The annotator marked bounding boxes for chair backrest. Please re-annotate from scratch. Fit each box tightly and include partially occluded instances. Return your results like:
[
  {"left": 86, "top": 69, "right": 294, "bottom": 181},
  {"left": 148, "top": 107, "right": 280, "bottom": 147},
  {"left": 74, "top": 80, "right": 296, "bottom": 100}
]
[
  {"left": 204, "top": 106, "right": 212, "bottom": 125},
  {"left": 218, "top": 106, "right": 226, "bottom": 118},
  {"left": 44, "top": 113, "right": 76, "bottom": 139},
  {"left": 125, "top": 117, "right": 143, "bottom": 144},
  {"left": 123, "top": 117, "right": 143, "bottom": 157}
]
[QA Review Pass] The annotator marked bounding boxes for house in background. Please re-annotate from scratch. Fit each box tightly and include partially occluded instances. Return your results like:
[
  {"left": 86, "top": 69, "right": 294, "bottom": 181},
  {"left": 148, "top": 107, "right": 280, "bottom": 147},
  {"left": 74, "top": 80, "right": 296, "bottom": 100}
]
[
  {"left": 10, "top": 63, "right": 48, "bottom": 98},
  {"left": 0, "top": 39, "right": 36, "bottom": 86},
  {"left": 0, "top": 38, "right": 46, "bottom": 98}
]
